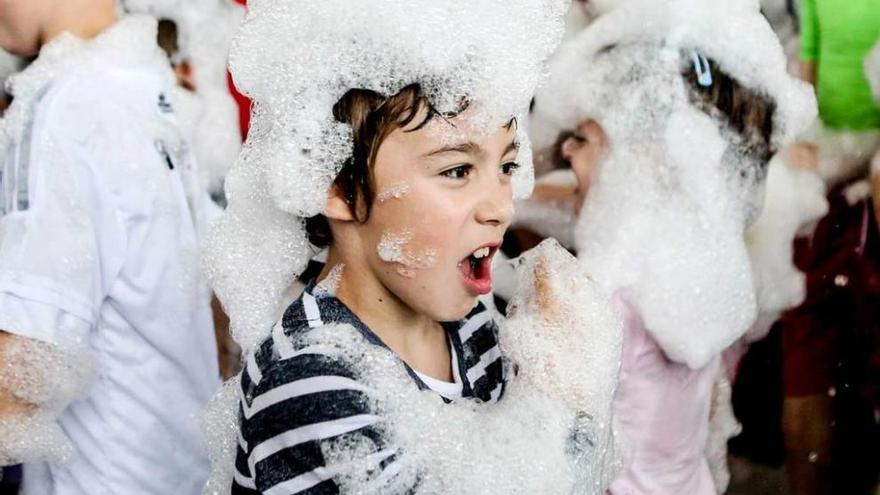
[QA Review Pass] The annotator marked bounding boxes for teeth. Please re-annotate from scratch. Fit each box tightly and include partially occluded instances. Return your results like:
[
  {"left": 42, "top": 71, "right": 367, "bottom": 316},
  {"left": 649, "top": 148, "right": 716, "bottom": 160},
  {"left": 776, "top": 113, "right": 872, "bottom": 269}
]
[{"left": 472, "top": 247, "right": 490, "bottom": 259}]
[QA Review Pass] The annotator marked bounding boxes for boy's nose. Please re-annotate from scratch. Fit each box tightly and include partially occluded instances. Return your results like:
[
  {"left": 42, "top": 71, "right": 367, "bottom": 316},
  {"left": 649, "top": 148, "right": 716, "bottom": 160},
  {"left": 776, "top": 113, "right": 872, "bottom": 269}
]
[{"left": 475, "top": 192, "right": 513, "bottom": 227}]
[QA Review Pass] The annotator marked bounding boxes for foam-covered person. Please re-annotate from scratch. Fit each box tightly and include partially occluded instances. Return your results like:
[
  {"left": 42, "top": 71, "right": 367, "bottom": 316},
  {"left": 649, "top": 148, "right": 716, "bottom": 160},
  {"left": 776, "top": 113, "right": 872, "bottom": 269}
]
[
  {"left": 530, "top": 0, "right": 816, "bottom": 493},
  {"left": 199, "top": 1, "right": 625, "bottom": 494},
  {"left": 0, "top": 0, "right": 220, "bottom": 493}
]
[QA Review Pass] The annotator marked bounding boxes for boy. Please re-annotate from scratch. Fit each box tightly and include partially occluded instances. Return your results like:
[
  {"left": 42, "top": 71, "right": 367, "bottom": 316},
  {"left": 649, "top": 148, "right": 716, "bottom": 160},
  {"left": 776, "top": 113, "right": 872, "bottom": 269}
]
[
  {"left": 202, "top": 0, "right": 623, "bottom": 493},
  {"left": 0, "top": 1, "right": 219, "bottom": 493}
]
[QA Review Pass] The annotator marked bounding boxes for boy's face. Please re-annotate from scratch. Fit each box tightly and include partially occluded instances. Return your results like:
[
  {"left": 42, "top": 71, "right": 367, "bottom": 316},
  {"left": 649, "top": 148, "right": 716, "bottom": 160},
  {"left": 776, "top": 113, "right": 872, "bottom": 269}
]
[
  {"left": 0, "top": 0, "right": 47, "bottom": 56},
  {"left": 356, "top": 112, "right": 518, "bottom": 321}
]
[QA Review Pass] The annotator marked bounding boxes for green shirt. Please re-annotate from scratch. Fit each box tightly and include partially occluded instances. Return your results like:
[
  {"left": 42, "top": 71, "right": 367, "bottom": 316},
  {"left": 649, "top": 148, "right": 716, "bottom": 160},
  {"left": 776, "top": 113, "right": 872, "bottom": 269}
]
[{"left": 800, "top": 0, "right": 880, "bottom": 130}]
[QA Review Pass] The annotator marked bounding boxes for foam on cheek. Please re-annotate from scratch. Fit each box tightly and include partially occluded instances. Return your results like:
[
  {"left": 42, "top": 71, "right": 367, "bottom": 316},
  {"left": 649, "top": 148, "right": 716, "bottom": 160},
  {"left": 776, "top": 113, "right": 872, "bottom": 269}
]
[
  {"left": 377, "top": 182, "right": 411, "bottom": 203},
  {"left": 377, "top": 231, "right": 438, "bottom": 278}
]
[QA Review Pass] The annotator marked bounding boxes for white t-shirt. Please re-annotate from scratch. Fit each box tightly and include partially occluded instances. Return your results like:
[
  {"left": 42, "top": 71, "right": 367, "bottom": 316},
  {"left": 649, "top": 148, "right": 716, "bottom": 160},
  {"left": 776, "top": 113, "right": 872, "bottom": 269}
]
[
  {"left": 412, "top": 336, "right": 464, "bottom": 400},
  {"left": 0, "top": 17, "right": 220, "bottom": 495}
]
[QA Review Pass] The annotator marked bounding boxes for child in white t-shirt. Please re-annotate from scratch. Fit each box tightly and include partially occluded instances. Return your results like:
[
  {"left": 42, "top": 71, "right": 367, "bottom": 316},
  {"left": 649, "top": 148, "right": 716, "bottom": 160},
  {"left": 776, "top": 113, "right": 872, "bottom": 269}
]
[{"left": 0, "top": 1, "right": 220, "bottom": 493}]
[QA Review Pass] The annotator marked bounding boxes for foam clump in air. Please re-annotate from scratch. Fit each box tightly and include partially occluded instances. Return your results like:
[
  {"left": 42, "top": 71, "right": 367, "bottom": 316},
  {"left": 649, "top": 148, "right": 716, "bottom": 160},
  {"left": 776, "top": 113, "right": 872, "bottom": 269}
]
[
  {"left": 530, "top": 0, "right": 816, "bottom": 369},
  {"left": 265, "top": 239, "right": 622, "bottom": 494},
  {"left": 0, "top": 336, "right": 94, "bottom": 465}
]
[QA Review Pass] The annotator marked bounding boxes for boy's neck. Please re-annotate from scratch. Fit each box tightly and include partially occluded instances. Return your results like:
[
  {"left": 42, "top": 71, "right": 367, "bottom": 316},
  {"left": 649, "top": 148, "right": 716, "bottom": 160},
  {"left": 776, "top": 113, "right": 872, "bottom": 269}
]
[
  {"left": 40, "top": 1, "right": 118, "bottom": 48},
  {"left": 318, "top": 247, "right": 451, "bottom": 378}
]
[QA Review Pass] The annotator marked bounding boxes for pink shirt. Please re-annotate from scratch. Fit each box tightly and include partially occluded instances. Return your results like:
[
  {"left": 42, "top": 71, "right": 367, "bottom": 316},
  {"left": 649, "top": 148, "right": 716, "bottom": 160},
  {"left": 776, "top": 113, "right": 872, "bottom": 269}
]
[{"left": 609, "top": 297, "right": 719, "bottom": 495}]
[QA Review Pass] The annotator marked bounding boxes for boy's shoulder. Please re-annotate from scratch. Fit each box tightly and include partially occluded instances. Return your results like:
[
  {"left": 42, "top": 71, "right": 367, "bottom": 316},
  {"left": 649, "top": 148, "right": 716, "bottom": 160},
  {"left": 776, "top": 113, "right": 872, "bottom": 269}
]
[{"left": 241, "top": 291, "right": 362, "bottom": 395}]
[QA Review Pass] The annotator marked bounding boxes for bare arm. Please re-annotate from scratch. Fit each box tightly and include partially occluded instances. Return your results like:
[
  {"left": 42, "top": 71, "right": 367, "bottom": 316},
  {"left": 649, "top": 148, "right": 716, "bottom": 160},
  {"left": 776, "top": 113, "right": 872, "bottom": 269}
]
[
  {"left": 211, "top": 295, "right": 240, "bottom": 380},
  {"left": 800, "top": 61, "right": 817, "bottom": 85}
]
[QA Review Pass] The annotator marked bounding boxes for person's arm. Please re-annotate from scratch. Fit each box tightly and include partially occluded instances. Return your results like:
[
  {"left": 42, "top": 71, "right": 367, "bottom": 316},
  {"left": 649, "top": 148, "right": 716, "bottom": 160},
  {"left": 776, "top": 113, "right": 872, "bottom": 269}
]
[
  {"left": 497, "top": 238, "right": 622, "bottom": 489},
  {"left": 801, "top": 61, "right": 816, "bottom": 85},
  {"left": 0, "top": 332, "right": 35, "bottom": 417},
  {"left": 0, "top": 329, "right": 94, "bottom": 466},
  {"left": 799, "top": 0, "right": 818, "bottom": 85}
]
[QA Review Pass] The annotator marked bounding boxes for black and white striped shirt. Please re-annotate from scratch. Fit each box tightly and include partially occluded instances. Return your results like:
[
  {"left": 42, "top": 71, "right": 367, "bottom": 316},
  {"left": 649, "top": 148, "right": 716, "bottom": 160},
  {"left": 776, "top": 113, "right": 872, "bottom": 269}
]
[{"left": 231, "top": 282, "right": 507, "bottom": 494}]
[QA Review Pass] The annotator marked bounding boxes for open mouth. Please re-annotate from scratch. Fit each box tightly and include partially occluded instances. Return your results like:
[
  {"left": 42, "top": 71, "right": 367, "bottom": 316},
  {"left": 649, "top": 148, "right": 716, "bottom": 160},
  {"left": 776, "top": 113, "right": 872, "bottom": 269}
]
[{"left": 458, "top": 243, "right": 499, "bottom": 295}]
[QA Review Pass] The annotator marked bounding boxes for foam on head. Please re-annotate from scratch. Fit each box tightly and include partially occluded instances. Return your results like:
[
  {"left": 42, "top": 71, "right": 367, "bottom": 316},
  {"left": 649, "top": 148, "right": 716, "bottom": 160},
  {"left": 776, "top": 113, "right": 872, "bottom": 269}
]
[
  {"left": 530, "top": 0, "right": 816, "bottom": 369},
  {"left": 532, "top": 0, "right": 815, "bottom": 153},
  {"left": 207, "top": 0, "right": 568, "bottom": 353}
]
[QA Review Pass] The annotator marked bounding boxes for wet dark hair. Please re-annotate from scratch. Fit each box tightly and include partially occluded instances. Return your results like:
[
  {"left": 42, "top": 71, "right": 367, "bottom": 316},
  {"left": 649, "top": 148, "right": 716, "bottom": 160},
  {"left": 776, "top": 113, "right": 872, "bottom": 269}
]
[
  {"left": 551, "top": 48, "right": 777, "bottom": 171},
  {"left": 305, "top": 84, "right": 443, "bottom": 248},
  {"left": 156, "top": 19, "right": 180, "bottom": 60},
  {"left": 682, "top": 54, "right": 777, "bottom": 163}
]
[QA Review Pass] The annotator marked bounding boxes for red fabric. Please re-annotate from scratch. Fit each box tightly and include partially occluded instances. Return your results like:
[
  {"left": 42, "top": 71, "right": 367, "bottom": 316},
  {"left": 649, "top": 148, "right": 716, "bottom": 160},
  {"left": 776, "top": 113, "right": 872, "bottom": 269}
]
[
  {"left": 227, "top": 71, "right": 251, "bottom": 141},
  {"left": 229, "top": 0, "right": 251, "bottom": 140},
  {"left": 780, "top": 181, "right": 880, "bottom": 399}
]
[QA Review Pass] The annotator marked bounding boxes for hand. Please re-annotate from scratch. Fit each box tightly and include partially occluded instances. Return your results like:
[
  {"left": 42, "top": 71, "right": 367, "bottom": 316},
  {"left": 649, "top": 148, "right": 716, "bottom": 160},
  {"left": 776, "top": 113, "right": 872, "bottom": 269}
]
[{"left": 503, "top": 240, "right": 595, "bottom": 411}]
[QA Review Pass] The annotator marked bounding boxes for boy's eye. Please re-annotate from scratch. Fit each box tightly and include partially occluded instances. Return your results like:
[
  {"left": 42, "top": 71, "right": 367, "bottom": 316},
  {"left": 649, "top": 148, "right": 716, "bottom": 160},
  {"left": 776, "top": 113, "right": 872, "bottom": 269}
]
[
  {"left": 501, "top": 162, "right": 520, "bottom": 176},
  {"left": 441, "top": 164, "right": 472, "bottom": 179}
]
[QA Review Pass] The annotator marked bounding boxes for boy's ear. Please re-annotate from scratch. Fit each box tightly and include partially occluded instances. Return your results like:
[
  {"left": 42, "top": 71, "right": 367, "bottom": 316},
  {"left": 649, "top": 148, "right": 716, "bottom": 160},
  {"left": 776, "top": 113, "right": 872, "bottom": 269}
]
[{"left": 324, "top": 183, "right": 356, "bottom": 221}]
